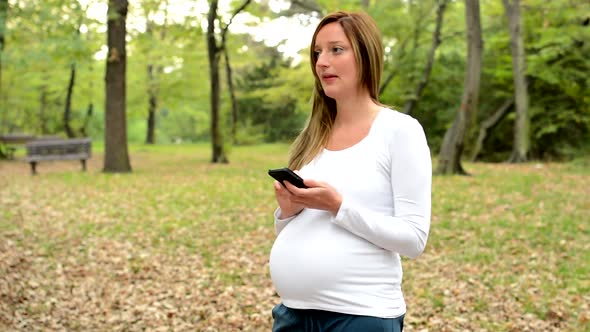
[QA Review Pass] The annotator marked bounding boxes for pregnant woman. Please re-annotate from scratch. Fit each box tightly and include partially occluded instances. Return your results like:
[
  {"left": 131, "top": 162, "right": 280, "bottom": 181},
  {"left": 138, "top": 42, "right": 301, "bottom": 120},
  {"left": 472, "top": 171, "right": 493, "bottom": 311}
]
[{"left": 268, "top": 10, "right": 432, "bottom": 332}]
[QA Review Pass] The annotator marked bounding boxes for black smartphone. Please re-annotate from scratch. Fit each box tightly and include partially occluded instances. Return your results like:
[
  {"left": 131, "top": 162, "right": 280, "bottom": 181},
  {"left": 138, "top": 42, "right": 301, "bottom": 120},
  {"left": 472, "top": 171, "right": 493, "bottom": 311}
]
[{"left": 268, "top": 167, "right": 308, "bottom": 189}]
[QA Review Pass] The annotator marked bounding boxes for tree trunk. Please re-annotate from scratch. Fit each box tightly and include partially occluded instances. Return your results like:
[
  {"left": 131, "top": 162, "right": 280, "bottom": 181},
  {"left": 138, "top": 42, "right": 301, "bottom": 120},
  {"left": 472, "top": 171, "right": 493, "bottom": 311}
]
[
  {"left": 406, "top": 1, "right": 420, "bottom": 95},
  {"left": 64, "top": 63, "right": 76, "bottom": 138},
  {"left": 39, "top": 83, "right": 49, "bottom": 135},
  {"left": 145, "top": 16, "right": 156, "bottom": 145},
  {"left": 82, "top": 30, "right": 95, "bottom": 138},
  {"left": 206, "top": 0, "right": 251, "bottom": 163},
  {"left": 503, "top": 0, "right": 530, "bottom": 163},
  {"left": 104, "top": 0, "right": 131, "bottom": 173},
  {"left": 207, "top": 0, "right": 228, "bottom": 163},
  {"left": 79, "top": 103, "right": 93, "bottom": 137},
  {"left": 146, "top": 63, "right": 156, "bottom": 144},
  {"left": 470, "top": 98, "right": 513, "bottom": 162},
  {"left": 144, "top": 2, "right": 168, "bottom": 145},
  {"left": 403, "top": 0, "right": 448, "bottom": 115},
  {"left": 223, "top": 46, "right": 238, "bottom": 144},
  {"left": 361, "top": 0, "right": 370, "bottom": 9},
  {"left": 0, "top": 0, "right": 8, "bottom": 137},
  {"left": 436, "top": 0, "right": 482, "bottom": 175},
  {"left": 0, "top": 0, "right": 7, "bottom": 96}
]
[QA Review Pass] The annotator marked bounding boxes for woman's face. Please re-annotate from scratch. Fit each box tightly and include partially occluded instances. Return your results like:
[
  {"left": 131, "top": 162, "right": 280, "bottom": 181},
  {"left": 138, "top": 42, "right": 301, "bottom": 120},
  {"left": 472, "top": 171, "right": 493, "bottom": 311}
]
[{"left": 313, "top": 22, "right": 359, "bottom": 100}]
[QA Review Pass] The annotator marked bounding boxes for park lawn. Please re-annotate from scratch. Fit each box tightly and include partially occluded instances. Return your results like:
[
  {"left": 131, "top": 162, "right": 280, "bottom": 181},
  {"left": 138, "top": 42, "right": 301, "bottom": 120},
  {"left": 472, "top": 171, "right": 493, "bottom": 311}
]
[{"left": 0, "top": 143, "right": 588, "bottom": 331}]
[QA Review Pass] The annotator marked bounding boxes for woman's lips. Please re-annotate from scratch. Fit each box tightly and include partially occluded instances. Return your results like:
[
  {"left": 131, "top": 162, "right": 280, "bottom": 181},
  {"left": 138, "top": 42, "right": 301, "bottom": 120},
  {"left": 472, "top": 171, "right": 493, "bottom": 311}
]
[{"left": 321, "top": 74, "right": 338, "bottom": 83}]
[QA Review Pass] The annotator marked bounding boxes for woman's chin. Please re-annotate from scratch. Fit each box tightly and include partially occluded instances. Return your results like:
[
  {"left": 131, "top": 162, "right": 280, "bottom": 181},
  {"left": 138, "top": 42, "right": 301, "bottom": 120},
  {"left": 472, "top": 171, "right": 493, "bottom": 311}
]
[{"left": 322, "top": 89, "right": 341, "bottom": 100}]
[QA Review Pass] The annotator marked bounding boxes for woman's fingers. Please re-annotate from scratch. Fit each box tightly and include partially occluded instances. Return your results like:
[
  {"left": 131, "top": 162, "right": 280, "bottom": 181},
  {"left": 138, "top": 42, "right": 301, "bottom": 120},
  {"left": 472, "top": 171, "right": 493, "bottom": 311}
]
[{"left": 284, "top": 181, "right": 306, "bottom": 194}]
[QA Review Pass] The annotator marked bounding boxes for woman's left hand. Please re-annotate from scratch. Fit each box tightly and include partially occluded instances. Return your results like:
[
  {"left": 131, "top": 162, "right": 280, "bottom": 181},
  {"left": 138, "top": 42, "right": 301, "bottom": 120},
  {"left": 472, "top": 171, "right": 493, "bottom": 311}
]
[{"left": 283, "top": 179, "right": 343, "bottom": 216}]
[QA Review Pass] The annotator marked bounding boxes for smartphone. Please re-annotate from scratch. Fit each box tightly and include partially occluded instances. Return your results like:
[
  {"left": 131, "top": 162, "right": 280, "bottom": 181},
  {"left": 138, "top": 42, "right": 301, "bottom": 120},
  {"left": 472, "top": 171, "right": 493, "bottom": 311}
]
[{"left": 268, "top": 167, "right": 308, "bottom": 189}]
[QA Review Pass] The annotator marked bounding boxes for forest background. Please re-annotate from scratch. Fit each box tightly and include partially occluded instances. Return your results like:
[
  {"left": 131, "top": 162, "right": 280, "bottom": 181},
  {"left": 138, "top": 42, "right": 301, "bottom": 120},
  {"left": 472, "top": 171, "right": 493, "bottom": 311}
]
[
  {"left": 1, "top": 0, "right": 590, "bottom": 331},
  {"left": 0, "top": 0, "right": 588, "bottom": 166}
]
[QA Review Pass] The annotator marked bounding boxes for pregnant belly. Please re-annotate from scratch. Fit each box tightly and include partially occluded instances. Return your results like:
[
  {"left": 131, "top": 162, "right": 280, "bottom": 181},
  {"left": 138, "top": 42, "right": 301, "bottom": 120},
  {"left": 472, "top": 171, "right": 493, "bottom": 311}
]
[{"left": 269, "top": 210, "right": 396, "bottom": 303}]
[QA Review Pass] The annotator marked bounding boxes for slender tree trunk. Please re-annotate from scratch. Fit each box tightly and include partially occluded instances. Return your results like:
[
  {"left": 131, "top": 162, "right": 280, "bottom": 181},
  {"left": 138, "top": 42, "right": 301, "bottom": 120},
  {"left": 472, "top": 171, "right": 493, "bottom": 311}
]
[
  {"left": 39, "top": 83, "right": 49, "bottom": 135},
  {"left": 80, "top": 103, "right": 93, "bottom": 137},
  {"left": 144, "top": 2, "right": 168, "bottom": 145},
  {"left": 145, "top": 17, "right": 156, "bottom": 145},
  {"left": 222, "top": 47, "right": 238, "bottom": 144},
  {"left": 0, "top": 0, "right": 8, "bottom": 138},
  {"left": 407, "top": 0, "right": 420, "bottom": 93},
  {"left": 0, "top": 0, "right": 7, "bottom": 97},
  {"left": 104, "top": 0, "right": 131, "bottom": 173},
  {"left": 361, "top": 0, "right": 370, "bottom": 9},
  {"left": 81, "top": 26, "right": 95, "bottom": 138},
  {"left": 146, "top": 63, "right": 156, "bottom": 144},
  {"left": 470, "top": 98, "right": 513, "bottom": 161},
  {"left": 206, "top": 0, "right": 251, "bottom": 163},
  {"left": 207, "top": 0, "right": 227, "bottom": 163},
  {"left": 403, "top": 0, "right": 448, "bottom": 115},
  {"left": 64, "top": 63, "right": 76, "bottom": 138},
  {"left": 64, "top": 9, "right": 86, "bottom": 139},
  {"left": 503, "top": 0, "right": 529, "bottom": 162},
  {"left": 436, "top": 0, "right": 482, "bottom": 175}
]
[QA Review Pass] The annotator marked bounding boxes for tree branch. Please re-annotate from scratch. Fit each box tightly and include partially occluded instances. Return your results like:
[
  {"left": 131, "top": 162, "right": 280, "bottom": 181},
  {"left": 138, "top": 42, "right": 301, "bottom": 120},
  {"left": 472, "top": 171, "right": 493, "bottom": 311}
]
[
  {"left": 403, "top": 0, "right": 448, "bottom": 115},
  {"left": 470, "top": 98, "right": 514, "bottom": 161},
  {"left": 220, "top": 0, "right": 252, "bottom": 43}
]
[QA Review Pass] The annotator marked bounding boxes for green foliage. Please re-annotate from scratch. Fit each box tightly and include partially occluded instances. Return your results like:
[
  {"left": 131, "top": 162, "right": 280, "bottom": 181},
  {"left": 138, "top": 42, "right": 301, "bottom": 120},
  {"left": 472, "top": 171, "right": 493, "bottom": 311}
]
[
  {"left": 1, "top": 0, "right": 103, "bottom": 135},
  {"left": 482, "top": 0, "right": 590, "bottom": 160},
  {"left": 386, "top": 0, "right": 590, "bottom": 160},
  {"left": 0, "top": 0, "right": 588, "bottom": 160},
  {"left": 236, "top": 46, "right": 310, "bottom": 143}
]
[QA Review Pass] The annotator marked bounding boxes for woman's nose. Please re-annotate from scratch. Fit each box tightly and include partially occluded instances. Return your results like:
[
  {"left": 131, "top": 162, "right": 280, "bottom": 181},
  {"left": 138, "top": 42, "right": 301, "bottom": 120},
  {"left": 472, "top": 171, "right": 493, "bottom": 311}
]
[{"left": 316, "top": 53, "right": 329, "bottom": 68}]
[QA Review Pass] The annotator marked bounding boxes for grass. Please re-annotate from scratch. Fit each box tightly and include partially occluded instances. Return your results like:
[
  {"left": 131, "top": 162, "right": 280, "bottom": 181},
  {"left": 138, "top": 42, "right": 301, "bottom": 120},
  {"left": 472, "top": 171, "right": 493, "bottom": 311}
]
[{"left": 0, "top": 143, "right": 589, "bottom": 331}]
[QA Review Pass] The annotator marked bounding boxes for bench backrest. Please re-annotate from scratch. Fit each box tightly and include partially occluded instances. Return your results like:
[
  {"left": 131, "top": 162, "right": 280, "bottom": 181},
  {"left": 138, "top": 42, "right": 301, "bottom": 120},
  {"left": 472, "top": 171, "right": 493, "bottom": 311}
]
[
  {"left": 26, "top": 138, "right": 92, "bottom": 161},
  {"left": 0, "top": 134, "right": 35, "bottom": 144}
]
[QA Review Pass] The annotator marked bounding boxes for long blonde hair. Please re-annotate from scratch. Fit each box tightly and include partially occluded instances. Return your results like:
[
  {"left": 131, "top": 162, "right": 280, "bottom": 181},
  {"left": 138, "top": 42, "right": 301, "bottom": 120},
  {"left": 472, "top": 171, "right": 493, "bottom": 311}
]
[{"left": 288, "top": 11, "right": 384, "bottom": 170}]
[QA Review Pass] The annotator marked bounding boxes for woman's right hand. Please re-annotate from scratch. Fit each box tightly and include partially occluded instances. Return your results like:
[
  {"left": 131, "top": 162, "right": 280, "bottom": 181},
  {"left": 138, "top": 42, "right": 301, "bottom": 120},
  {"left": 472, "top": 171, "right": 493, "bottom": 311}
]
[{"left": 274, "top": 180, "right": 305, "bottom": 218}]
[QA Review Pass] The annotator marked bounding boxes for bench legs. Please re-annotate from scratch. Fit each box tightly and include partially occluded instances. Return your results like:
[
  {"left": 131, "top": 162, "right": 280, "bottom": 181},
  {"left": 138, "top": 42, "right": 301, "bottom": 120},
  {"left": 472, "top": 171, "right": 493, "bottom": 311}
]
[
  {"left": 28, "top": 160, "right": 88, "bottom": 175},
  {"left": 30, "top": 162, "right": 37, "bottom": 175}
]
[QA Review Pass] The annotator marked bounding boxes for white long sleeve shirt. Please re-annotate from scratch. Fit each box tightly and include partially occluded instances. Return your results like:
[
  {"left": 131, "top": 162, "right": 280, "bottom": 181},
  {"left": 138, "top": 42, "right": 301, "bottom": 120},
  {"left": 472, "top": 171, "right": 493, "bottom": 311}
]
[{"left": 269, "top": 108, "right": 432, "bottom": 318}]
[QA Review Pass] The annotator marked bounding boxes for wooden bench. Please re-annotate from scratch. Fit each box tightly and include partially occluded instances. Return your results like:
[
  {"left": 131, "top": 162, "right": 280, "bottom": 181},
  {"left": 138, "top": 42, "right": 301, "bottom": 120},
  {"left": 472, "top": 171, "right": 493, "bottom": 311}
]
[
  {"left": 26, "top": 138, "right": 92, "bottom": 175},
  {"left": 0, "top": 134, "right": 35, "bottom": 159}
]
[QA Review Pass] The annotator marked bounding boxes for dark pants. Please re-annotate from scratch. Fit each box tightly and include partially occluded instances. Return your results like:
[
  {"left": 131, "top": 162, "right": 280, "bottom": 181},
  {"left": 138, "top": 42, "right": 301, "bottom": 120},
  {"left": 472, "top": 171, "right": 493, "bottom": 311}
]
[{"left": 272, "top": 303, "right": 404, "bottom": 332}]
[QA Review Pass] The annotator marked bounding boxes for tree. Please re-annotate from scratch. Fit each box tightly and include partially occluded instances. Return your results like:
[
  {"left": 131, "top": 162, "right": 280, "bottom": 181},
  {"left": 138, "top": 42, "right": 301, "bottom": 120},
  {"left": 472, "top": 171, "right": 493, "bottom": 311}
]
[
  {"left": 237, "top": 46, "right": 309, "bottom": 143},
  {"left": 206, "top": 0, "right": 252, "bottom": 163},
  {"left": 470, "top": 98, "right": 513, "bottom": 161},
  {"left": 104, "top": 0, "right": 131, "bottom": 173},
  {"left": 403, "top": 0, "right": 448, "bottom": 115},
  {"left": 0, "top": 0, "right": 7, "bottom": 96},
  {"left": 63, "top": 61, "right": 77, "bottom": 138},
  {"left": 222, "top": 36, "right": 238, "bottom": 144},
  {"left": 503, "top": 0, "right": 529, "bottom": 162},
  {"left": 0, "top": 0, "right": 8, "bottom": 150},
  {"left": 64, "top": 1, "right": 85, "bottom": 138},
  {"left": 143, "top": 0, "right": 169, "bottom": 145},
  {"left": 436, "top": 0, "right": 483, "bottom": 175}
]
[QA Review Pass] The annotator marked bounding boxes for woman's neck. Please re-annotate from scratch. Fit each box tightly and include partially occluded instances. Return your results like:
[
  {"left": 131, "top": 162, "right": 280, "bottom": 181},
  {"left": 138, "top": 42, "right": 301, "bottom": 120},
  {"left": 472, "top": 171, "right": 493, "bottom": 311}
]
[{"left": 334, "top": 91, "right": 380, "bottom": 127}]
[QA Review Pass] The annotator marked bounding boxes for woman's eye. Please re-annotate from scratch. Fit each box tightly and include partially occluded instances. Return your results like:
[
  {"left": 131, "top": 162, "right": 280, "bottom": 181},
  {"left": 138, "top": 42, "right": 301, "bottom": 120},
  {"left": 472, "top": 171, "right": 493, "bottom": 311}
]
[{"left": 332, "top": 47, "right": 343, "bottom": 53}]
